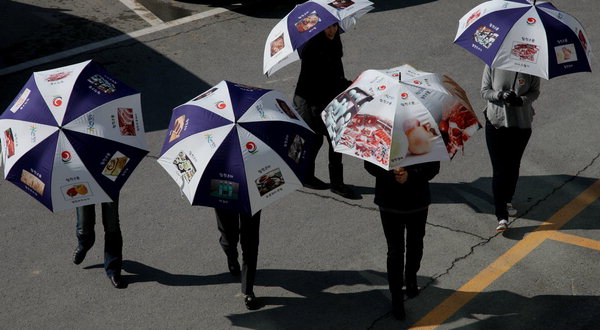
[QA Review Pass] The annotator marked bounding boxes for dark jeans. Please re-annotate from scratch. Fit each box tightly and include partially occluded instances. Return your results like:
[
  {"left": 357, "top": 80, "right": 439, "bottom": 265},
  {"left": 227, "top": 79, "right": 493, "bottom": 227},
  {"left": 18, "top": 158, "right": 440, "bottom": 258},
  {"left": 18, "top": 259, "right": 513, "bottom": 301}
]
[
  {"left": 215, "top": 209, "right": 261, "bottom": 295},
  {"left": 485, "top": 120, "right": 532, "bottom": 220},
  {"left": 76, "top": 201, "right": 122, "bottom": 276},
  {"left": 380, "top": 208, "right": 428, "bottom": 303},
  {"left": 293, "top": 95, "right": 344, "bottom": 185}
]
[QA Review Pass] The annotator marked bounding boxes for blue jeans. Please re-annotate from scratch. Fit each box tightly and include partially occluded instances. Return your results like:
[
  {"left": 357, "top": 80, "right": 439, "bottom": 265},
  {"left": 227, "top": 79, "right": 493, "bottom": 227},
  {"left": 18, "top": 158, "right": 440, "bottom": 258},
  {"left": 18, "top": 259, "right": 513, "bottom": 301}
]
[{"left": 76, "top": 200, "right": 122, "bottom": 276}]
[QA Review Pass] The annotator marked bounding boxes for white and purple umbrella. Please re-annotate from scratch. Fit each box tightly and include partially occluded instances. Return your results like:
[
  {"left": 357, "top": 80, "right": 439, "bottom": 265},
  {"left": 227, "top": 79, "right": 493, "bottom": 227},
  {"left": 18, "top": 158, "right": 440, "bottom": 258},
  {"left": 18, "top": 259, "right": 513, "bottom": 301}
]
[
  {"left": 454, "top": 0, "right": 593, "bottom": 79},
  {"left": 0, "top": 60, "right": 148, "bottom": 212},
  {"left": 157, "top": 81, "right": 315, "bottom": 216},
  {"left": 263, "top": 0, "right": 373, "bottom": 76}
]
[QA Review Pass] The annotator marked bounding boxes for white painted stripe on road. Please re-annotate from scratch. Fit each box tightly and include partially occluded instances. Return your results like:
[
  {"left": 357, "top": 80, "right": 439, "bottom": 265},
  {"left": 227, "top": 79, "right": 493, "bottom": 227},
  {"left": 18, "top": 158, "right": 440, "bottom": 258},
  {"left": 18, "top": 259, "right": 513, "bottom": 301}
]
[
  {"left": 118, "top": 0, "right": 164, "bottom": 26},
  {"left": 0, "top": 7, "right": 232, "bottom": 76}
]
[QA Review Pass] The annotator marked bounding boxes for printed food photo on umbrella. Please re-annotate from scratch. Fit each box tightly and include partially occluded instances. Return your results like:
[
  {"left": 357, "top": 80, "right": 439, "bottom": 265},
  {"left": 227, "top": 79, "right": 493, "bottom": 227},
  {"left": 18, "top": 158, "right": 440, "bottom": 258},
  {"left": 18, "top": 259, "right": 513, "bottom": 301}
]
[
  {"left": 321, "top": 64, "right": 481, "bottom": 170},
  {"left": 157, "top": 81, "right": 315, "bottom": 216},
  {"left": 0, "top": 60, "right": 149, "bottom": 212},
  {"left": 454, "top": 0, "right": 593, "bottom": 81},
  {"left": 263, "top": 0, "right": 374, "bottom": 76}
]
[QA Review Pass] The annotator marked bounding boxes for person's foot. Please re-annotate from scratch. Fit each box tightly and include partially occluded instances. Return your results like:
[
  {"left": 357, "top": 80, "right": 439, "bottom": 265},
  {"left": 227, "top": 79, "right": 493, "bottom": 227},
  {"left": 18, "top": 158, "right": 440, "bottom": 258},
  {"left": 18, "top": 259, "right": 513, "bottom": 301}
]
[
  {"left": 227, "top": 258, "right": 241, "bottom": 276},
  {"left": 303, "top": 177, "right": 329, "bottom": 190},
  {"left": 507, "top": 203, "right": 517, "bottom": 217},
  {"left": 109, "top": 273, "right": 126, "bottom": 289},
  {"left": 392, "top": 300, "right": 406, "bottom": 320},
  {"left": 405, "top": 277, "right": 419, "bottom": 298},
  {"left": 330, "top": 183, "right": 359, "bottom": 199},
  {"left": 72, "top": 246, "right": 87, "bottom": 265},
  {"left": 496, "top": 219, "right": 509, "bottom": 232},
  {"left": 244, "top": 293, "right": 260, "bottom": 310}
]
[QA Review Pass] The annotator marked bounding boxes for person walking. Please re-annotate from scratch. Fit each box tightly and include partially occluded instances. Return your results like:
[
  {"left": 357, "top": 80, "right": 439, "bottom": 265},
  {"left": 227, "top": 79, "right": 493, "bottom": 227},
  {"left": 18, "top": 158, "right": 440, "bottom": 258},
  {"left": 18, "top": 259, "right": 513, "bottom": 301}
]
[
  {"left": 214, "top": 208, "right": 261, "bottom": 310},
  {"left": 481, "top": 65, "right": 540, "bottom": 232},
  {"left": 293, "top": 23, "right": 357, "bottom": 199},
  {"left": 72, "top": 200, "right": 125, "bottom": 288},
  {"left": 365, "top": 161, "right": 440, "bottom": 320}
]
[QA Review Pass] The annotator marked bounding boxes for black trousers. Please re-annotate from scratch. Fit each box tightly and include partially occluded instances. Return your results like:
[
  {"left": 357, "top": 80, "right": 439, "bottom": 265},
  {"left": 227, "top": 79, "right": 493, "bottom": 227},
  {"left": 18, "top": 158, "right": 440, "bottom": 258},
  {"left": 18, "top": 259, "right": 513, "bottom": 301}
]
[
  {"left": 485, "top": 120, "right": 531, "bottom": 220},
  {"left": 215, "top": 209, "right": 261, "bottom": 295},
  {"left": 293, "top": 95, "right": 344, "bottom": 184},
  {"left": 76, "top": 201, "right": 122, "bottom": 276},
  {"left": 380, "top": 208, "right": 428, "bottom": 302}
]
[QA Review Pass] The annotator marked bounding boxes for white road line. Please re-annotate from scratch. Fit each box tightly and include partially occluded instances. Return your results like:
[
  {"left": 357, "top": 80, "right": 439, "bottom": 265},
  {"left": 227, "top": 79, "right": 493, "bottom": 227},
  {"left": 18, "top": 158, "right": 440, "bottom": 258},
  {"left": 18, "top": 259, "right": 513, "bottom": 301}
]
[
  {"left": 118, "top": 0, "right": 164, "bottom": 26},
  {"left": 0, "top": 7, "right": 232, "bottom": 76}
]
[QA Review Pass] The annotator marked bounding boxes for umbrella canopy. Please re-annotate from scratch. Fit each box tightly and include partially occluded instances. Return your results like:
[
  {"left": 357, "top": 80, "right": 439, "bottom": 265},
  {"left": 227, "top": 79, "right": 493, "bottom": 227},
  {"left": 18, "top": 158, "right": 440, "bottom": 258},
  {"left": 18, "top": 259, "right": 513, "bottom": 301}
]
[
  {"left": 321, "top": 64, "right": 481, "bottom": 170},
  {"left": 0, "top": 60, "right": 149, "bottom": 211},
  {"left": 157, "top": 81, "right": 315, "bottom": 216},
  {"left": 454, "top": 0, "right": 593, "bottom": 79},
  {"left": 263, "top": 0, "right": 373, "bottom": 76}
]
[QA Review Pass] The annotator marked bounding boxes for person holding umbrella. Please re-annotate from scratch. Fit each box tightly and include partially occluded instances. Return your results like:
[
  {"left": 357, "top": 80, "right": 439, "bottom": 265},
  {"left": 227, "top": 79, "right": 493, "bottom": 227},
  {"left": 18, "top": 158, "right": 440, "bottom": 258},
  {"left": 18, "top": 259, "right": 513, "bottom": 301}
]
[
  {"left": 293, "top": 23, "right": 358, "bottom": 199},
  {"left": 481, "top": 65, "right": 541, "bottom": 232},
  {"left": 364, "top": 161, "right": 440, "bottom": 320},
  {"left": 214, "top": 208, "right": 261, "bottom": 310},
  {"left": 72, "top": 200, "right": 125, "bottom": 289}
]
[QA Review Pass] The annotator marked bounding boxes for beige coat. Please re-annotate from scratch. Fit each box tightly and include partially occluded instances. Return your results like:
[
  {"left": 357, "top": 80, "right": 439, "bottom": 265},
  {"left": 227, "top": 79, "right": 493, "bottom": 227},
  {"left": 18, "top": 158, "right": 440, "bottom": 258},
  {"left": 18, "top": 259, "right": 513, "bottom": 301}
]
[{"left": 480, "top": 66, "right": 541, "bottom": 128}]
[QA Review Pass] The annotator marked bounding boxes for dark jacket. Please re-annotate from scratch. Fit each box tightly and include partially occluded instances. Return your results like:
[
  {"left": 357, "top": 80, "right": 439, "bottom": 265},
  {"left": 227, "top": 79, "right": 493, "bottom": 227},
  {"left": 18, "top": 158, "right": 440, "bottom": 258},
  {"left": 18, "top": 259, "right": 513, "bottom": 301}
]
[
  {"left": 364, "top": 161, "right": 440, "bottom": 213},
  {"left": 294, "top": 30, "right": 352, "bottom": 109}
]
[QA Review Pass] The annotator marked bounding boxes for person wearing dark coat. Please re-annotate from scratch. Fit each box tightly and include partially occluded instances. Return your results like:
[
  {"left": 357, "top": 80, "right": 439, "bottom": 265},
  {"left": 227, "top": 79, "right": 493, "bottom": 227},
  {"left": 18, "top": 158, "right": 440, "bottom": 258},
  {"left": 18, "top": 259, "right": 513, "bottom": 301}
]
[
  {"left": 214, "top": 208, "right": 261, "bottom": 310},
  {"left": 293, "top": 23, "right": 357, "bottom": 199},
  {"left": 365, "top": 161, "right": 440, "bottom": 320},
  {"left": 72, "top": 199, "right": 125, "bottom": 288}
]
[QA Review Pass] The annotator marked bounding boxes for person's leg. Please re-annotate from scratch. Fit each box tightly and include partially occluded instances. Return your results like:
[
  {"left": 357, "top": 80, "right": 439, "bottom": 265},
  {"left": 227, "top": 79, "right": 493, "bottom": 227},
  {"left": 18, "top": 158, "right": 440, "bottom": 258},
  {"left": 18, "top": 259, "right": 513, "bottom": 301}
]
[
  {"left": 485, "top": 121, "right": 511, "bottom": 222},
  {"left": 73, "top": 204, "right": 96, "bottom": 264},
  {"left": 294, "top": 95, "right": 327, "bottom": 189},
  {"left": 101, "top": 200, "right": 122, "bottom": 278},
  {"left": 380, "top": 209, "right": 406, "bottom": 320},
  {"left": 215, "top": 208, "right": 241, "bottom": 275},
  {"left": 239, "top": 211, "right": 261, "bottom": 310},
  {"left": 504, "top": 127, "right": 532, "bottom": 205},
  {"left": 404, "top": 209, "right": 428, "bottom": 298}
]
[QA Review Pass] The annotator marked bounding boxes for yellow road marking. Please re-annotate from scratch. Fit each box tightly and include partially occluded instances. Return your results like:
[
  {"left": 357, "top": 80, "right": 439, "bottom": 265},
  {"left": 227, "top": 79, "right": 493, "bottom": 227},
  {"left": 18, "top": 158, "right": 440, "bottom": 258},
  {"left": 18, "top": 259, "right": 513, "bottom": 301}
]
[
  {"left": 550, "top": 231, "right": 600, "bottom": 251},
  {"left": 411, "top": 179, "right": 600, "bottom": 329}
]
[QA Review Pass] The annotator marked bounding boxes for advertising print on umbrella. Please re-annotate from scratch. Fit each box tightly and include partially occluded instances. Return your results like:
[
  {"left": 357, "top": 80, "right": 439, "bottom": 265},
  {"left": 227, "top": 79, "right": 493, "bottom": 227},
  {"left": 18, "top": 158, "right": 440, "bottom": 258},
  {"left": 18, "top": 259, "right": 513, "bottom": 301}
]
[
  {"left": 157, "top": 81, "right": 315, "bottom": 216},
  {"left": 0, "top": 60, "right": 149, "bottom": 212},
  {"left": 263, "top": 0, "right": 373, "bottom": 76},
  {"left": 454, "top": 0, "right": 593, "bottom": 79},
  {"left": 321, "top": 64, "right": 481, "bottom": 170}
]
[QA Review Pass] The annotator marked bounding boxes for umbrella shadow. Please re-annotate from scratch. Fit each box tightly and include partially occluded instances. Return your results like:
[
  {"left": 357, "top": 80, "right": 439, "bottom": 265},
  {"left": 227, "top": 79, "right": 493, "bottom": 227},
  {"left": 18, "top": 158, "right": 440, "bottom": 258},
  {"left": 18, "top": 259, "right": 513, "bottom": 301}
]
[
  {"left": 430, "top": 174, "right": 598, "bottom": 222},
  {"left": 226, "top": 268, "right": 392, "bottom": 329},
  {"left": 411, "top": 283, "right": 600, "bottom": 329},
  {"left": 0, "top": 2, "right": 211, "bottom": 132}
]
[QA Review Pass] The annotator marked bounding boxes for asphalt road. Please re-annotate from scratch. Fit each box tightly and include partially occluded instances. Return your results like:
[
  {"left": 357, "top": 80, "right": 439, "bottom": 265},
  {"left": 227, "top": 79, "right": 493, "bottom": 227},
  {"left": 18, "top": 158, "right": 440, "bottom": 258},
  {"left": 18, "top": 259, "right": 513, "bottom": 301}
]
[{"left": 1, "top": 0, "right": 599, "bottom": 329}]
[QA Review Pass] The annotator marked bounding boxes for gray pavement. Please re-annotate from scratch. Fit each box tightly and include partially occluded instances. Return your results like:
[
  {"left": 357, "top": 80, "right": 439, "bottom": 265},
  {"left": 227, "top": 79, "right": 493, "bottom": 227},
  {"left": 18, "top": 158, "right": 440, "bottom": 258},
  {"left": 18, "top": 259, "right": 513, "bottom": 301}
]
[{"left": 1, "top": 0, "right": 599, "bottom": 329}]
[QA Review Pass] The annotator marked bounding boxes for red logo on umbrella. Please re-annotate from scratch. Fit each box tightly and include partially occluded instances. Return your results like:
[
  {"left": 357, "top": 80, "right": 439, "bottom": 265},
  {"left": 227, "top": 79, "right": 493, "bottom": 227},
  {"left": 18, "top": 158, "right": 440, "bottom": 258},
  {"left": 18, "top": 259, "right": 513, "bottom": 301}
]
[
  {"left": 413, "top": 80, "right": 422, "bottom": 85},
  {"left": 401, "top": 92, "right": 409, "bottom": 99},
  {"left": 527, "top": 17, "right": 536, "bottom": 25},
  {"left": 246, "top": 142, "right": 258, "bottom": 154},
  {"left": 216, "top": 101, "right": 227, "bottom": 109},
  {"left": 61, "top": 151, "right": 72, "bottom": 163},
  {"left": 378, "top": 85, "right": 386, "bottom": 91},
  {"left": 52, "top": 96, "right": 63, "bottom": 107}
]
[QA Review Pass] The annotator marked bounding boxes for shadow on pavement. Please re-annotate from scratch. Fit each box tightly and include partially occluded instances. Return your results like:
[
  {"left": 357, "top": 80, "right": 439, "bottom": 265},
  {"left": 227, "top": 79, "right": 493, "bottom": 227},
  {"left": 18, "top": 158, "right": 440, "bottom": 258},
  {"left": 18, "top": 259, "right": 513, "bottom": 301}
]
[
  {"left": 0, "top": 2, "right": 210, "bottom": 132},
  {"left": 430, "top": 174, "right": 598, "bottom": 221},
  {"left": 121, "top": 260, "right": 236, "bottom": 286}
]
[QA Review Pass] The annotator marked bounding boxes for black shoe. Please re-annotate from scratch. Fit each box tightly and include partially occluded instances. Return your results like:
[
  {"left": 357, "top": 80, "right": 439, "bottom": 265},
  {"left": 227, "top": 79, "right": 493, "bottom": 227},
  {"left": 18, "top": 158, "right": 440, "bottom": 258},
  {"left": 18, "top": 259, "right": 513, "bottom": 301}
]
[
  {"left": 405, "top": 281, "right": 419, "bottom": 298},
  {"left": 72, "top": 247, "right": 87, "bottom": 265},
  {"left": 244, "top": 293, "right": 260, "bottom": 310},
  {"left": 109, "top": 274, "right": 126, "bottom": 289},
  {"left": 392, "top": 301, "right": 406, "bottom": 320},
  {"left": 228, "top": 258, "right": 241, "bottom": 276},
  {"left": 330, "top": 184, "right": 359, "bottom": 199},
  {"left": 303, "top": 177, "right": 329, "bottom": 190}
]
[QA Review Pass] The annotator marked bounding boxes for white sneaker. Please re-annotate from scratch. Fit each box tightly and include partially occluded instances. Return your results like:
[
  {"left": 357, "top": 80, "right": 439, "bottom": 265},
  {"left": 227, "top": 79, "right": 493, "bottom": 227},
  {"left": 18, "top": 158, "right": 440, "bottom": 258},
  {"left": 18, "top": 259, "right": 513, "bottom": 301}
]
[
  {"left": 496, "top": 219, "right": 509, "bottom": 232},
  {"left": 507, "top": 203, "right": 517, "bottom": 217}
]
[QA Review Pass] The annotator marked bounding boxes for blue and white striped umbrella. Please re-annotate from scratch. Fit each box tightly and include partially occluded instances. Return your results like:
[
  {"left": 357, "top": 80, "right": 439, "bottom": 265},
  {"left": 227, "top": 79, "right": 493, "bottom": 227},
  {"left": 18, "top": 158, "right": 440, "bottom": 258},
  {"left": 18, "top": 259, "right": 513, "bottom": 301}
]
[
  {"left": 454, "top": 0, "right": 593, "bottom": 79},
  {"left": 263, "top": 0, "right": 373, "bottom": 76}
]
